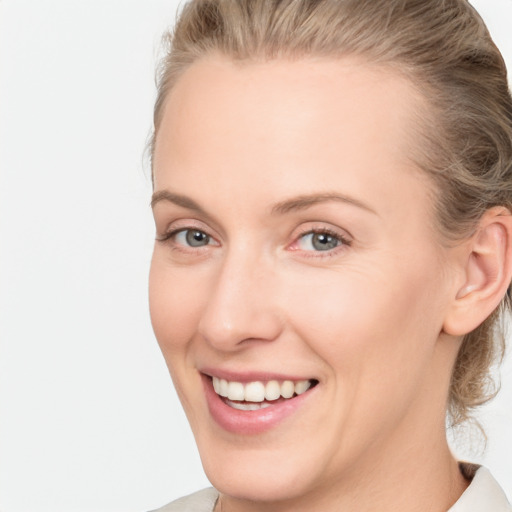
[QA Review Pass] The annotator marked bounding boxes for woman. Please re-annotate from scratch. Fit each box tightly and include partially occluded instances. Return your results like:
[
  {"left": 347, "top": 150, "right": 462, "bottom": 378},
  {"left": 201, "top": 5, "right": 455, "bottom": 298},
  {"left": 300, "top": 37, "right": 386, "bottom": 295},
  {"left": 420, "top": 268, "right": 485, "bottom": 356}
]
[{"left": 148, "top": 0, "right": 512, "bottom": 510}]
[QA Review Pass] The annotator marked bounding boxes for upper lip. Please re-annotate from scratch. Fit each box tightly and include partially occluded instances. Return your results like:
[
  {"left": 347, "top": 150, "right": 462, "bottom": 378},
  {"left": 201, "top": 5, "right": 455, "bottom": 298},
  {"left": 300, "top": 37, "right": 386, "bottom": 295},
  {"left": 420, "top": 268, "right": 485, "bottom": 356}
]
[{"left": 200, "top": 367, "right": 316, "bottom": 383}]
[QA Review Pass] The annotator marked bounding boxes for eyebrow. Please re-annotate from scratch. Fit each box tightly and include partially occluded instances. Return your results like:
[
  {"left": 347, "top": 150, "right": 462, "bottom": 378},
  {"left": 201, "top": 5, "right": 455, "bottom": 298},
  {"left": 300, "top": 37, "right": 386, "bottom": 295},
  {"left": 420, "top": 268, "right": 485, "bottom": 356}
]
[
  {"left": 151, "top": 190, "right": 378, "bottom": 217},
  {"left": 271, "top": 193, "right": 378, "bottom": 216},
  {"left": 151, "top": 190, "right": 206, "bottom": 214}
]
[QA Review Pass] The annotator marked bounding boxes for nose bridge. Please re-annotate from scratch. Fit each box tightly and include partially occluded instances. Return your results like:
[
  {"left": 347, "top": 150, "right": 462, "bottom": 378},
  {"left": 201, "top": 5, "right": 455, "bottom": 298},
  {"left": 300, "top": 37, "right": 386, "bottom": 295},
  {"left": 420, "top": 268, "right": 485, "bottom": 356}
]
[{"left": 198, "top": 244, "right": 281, "bottom": 349}]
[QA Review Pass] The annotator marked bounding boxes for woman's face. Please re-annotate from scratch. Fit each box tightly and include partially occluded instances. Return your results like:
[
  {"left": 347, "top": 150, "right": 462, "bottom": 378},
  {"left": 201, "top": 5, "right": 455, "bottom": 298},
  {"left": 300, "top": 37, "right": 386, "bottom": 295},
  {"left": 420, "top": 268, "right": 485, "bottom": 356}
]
[{"left": 150, "top": 56, "right": 460, "bottom": 504}]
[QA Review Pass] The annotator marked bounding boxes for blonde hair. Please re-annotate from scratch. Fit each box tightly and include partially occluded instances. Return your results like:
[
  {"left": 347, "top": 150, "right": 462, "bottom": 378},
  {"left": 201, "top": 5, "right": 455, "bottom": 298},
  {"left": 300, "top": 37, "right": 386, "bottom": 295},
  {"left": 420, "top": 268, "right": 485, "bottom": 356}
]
[{"left": 151, "top": 0, "right": 512, "bottom": 427}]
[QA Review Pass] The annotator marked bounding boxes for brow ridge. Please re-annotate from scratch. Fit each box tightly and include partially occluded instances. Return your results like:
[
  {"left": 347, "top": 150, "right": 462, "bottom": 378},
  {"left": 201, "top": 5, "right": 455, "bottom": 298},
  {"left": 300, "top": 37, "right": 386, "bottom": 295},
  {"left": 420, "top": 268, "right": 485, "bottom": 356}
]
[
  {"left": 151, "top": 190, "right": 205, "bottom": 213},
  {"left": 271, "top": 192, "right": 377, "bottom": 216},
  {"left": 151, "top": 190, "right": 377, "bottom": 218}
]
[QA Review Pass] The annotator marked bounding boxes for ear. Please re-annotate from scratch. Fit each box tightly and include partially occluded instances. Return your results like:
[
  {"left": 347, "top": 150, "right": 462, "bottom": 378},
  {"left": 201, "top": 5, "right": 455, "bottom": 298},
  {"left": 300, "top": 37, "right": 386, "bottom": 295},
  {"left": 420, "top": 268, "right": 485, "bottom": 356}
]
[{"left": 443, "top": 207, "right": 512, "bottom": 336}]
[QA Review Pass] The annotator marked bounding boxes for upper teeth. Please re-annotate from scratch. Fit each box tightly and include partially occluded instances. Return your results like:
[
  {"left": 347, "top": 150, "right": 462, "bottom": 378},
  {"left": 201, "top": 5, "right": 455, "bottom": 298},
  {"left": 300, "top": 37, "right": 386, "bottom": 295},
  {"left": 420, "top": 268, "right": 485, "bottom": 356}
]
[{"left": 212, "top": 377, "right": 312, "bottom": 402}]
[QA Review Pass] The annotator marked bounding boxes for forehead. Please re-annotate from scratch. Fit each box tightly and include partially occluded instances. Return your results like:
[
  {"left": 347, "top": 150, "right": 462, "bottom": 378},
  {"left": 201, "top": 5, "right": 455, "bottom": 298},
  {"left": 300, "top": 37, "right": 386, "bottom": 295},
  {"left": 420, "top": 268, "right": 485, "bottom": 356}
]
[
  {"left": 153, "top": 54, "right": 432, "bottom": 222},
  {"left": 155, "top": 55, "right": 424, "bottom": 160}
]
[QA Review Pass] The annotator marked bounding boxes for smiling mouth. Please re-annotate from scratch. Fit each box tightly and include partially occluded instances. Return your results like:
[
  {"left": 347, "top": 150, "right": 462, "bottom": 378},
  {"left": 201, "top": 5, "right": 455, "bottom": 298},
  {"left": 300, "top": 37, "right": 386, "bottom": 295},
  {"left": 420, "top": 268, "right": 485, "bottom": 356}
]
[{"left": 210, "top": 376, "right": 319, "bottom": 411}]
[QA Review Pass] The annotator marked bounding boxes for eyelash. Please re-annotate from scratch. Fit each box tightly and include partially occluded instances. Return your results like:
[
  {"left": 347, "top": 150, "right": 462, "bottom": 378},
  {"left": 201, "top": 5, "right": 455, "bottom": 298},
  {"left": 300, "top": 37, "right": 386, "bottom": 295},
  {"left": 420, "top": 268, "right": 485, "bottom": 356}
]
[
  {"left": 157, "top": 226, "right": 351, "bottom": 257},
  {"left": 290, "top": 227, "right": 352, "bottom": 257},
  {"left": 157, "top": 227, "right": 215, "bottom": 247}
]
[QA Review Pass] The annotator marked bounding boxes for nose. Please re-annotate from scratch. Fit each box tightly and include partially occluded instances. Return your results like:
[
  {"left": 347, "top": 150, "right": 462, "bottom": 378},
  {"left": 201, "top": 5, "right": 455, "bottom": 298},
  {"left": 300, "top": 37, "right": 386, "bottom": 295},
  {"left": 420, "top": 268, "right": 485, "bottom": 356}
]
[{"left": 197, "top": 250, "right": 283, "bottom": 351}]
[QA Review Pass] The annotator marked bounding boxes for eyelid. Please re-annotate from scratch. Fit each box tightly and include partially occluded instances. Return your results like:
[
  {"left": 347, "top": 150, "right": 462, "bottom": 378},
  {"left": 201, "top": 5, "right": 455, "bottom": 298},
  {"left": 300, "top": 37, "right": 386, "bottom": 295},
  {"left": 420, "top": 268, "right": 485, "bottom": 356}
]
[
  {"left": 287, "top": 224, "right": 352, "bottom": 255},
  {"left": 156, "top": 219, "right": 220, "bottom": 246}
]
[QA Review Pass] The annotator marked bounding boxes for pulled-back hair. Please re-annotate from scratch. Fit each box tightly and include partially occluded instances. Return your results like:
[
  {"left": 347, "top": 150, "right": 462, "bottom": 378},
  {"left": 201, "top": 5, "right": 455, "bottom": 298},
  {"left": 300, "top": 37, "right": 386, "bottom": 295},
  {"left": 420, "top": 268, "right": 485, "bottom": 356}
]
[{"left": 150, "top": 0, "right": 512, "bottom": 428}]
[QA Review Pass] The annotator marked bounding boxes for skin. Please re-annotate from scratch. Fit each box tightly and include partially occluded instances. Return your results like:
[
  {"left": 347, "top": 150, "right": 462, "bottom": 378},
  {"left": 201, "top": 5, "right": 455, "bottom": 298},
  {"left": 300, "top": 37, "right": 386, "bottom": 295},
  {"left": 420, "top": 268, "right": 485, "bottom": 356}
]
[{"left": 149, "top": 55, "right": 471, "bottom": 512}]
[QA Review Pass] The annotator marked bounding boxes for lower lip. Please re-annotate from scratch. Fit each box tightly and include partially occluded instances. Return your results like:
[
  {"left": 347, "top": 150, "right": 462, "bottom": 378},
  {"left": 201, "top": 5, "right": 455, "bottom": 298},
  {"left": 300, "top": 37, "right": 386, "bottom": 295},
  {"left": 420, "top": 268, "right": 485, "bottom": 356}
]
[{"left": 202, "top": 374, "right": 317, "bottom": 435}]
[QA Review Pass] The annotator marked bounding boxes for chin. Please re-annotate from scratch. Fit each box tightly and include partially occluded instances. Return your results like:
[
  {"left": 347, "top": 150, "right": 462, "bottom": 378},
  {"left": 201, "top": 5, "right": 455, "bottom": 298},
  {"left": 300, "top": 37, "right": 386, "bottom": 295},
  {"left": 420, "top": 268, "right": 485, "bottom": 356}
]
[
  {"left": 192, "top": 422, "right": 337, "bottom": 505},
  {"left": 202, "top": 450, "right": 322, "bottom": 503}
]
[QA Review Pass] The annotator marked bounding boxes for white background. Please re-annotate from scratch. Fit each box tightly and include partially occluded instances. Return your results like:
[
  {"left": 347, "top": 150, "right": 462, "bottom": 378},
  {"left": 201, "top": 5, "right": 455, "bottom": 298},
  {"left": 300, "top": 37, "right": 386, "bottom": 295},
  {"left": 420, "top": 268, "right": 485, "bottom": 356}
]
[{"left": 1, "top": 1, "right": 511, "bottom": 511}]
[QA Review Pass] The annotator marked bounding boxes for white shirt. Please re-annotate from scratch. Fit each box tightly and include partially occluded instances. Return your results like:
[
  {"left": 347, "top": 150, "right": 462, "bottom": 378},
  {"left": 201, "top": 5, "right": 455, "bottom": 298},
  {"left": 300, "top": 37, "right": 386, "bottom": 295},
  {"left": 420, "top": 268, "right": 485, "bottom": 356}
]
[
  {"left": 448, "top": 466, "right": 511, "bottom": 511},
  {"left": 153, "top": 466, "right": 511, "bottom": 511}
]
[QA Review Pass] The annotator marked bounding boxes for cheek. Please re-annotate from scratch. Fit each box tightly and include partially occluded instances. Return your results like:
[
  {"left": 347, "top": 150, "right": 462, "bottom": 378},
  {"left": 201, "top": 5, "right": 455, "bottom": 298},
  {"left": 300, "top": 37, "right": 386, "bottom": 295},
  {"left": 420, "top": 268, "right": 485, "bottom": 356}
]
[
  {"left": 148, "top": 252, "right": 206, "bottom": 354},
  {"left": 285, "top": 256, "right": 446, "bottom": 398},
  {"left": 285, "top": 266, "right": 433, "bottom": 350},
  {"left": 282, "top": 258, "right": 447, "bottom": 457},
  {"left": 149, "top": 253, "right": 211, "bottom": 419}
]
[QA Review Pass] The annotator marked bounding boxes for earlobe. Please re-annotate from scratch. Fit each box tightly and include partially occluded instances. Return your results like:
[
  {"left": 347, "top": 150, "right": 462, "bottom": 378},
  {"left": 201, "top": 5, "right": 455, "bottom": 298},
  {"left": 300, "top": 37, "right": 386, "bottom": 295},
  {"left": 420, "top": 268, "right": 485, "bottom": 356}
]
[{"left": 443, "top": 207, "right": 512, "bottom": 336}]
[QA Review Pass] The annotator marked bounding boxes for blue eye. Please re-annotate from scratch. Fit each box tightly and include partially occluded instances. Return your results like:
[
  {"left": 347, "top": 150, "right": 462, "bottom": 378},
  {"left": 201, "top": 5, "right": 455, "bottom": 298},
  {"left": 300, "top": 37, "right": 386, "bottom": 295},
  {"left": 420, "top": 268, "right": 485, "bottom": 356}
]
[
  {"left": 298, "top": 231, "right": 344, "bottom": 251},
  {"left": 175, "top": 229, "right": 211, "bottom": 247}
]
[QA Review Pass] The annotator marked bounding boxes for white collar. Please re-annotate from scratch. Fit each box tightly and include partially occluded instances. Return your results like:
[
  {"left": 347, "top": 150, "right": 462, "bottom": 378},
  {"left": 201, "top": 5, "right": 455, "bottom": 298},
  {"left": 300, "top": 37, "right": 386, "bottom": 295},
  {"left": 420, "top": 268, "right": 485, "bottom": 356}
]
[{"left": 448, "top": 465, "right": 511, "bottom": 511}]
